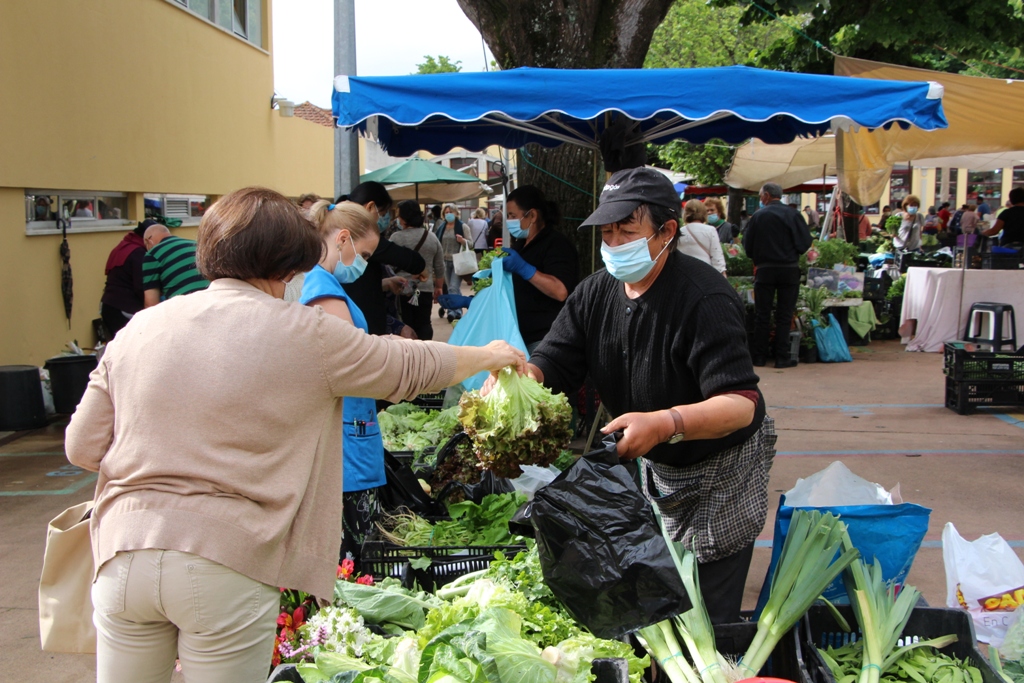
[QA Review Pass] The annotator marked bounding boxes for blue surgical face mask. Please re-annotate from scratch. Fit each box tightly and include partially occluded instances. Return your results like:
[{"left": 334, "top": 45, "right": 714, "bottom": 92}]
[
  {"left": 907, "top": 206, "right": 918, "bottom": 215},
  {"left": 707, "top": 213, "right": 720, "bottom": 224},
  {"left": 445, "top": 213, "right": 456, "bottom": 223},
  {"left": 600, "top": 232, "right": 671, "bottom": 283},
  {"left": 377, "top": 214, "right": 391, "bottom": 232},
  {"left": 758, "top": 201, "right": 766, "bottom": 209},
  {"left": 333, "top": 237, "right": 368, "bottom": 284},
  {"left": 507, "top": 216, "right": 529, "bottom": 239}
]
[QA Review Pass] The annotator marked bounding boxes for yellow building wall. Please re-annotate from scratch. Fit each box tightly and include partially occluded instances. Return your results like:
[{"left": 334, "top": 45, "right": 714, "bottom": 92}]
[{"left": 0, "top": 0, "right": 335, "bottom": 365}]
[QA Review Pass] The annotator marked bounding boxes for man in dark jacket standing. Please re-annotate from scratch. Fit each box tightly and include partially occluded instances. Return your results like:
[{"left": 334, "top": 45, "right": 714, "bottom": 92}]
[{"left": 743, "top": 183, "right": 813, "bottom": 368}]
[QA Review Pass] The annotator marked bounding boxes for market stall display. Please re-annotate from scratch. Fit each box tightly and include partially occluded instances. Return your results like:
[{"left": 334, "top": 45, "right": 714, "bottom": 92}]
[{"left": 899, "top": 268, "right": 1024, "bottom": 352}]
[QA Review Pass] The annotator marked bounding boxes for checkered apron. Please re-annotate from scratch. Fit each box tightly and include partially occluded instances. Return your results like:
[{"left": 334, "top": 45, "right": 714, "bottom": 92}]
[{"left": 642, "top": 416, "right": 777, "bottom": 563}]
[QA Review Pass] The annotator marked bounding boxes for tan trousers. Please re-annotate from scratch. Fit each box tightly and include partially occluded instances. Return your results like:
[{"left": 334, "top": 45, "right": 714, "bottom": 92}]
[{"left": 92, "top": 549, "right": 279, "bottom": 683}]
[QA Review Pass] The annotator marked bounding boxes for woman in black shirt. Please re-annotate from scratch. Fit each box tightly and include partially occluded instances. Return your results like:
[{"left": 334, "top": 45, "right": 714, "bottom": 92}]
[
  {"left": 982, "top": 187, "right": 1024, "bottom": 246},
  {"left": 521, "top": 168, "right": 775, "bottom": 624},
  {"left": 499, "top": 186, "right": 579, "bottom": 355}
]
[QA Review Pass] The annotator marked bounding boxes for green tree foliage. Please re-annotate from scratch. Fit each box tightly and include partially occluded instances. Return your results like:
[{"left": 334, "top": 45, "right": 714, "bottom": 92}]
[
  {"left": 644, "top": 0, "right": 790, "bottom": 184},
  {"left": 715, "top": 0, "right": 1024, "bottom": 76},
  {"left": 415, "top": 55, "right": 463, "bottom": 74}
]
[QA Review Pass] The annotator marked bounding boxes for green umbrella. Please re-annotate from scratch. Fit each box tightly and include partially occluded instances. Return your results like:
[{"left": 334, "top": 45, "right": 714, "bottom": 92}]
[{"left": 360, "top": 157, "right": 480, "bottom": 203}]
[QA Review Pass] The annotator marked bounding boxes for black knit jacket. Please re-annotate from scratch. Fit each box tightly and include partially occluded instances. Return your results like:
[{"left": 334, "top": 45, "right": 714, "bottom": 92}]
[{"left": 531, "top": 250, "right": 765, "bottom": 468}]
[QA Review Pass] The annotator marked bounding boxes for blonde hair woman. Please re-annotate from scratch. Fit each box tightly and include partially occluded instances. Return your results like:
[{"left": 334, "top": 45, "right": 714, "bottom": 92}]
[
  {"left": 68, "top": 187, "right": 524, "bottom": 682},
  {"left": 468, "top": 206, "right": 490, "bottom": 253},
  {"left": 678, "top": 199, "right": 727, "bottom": 275}
]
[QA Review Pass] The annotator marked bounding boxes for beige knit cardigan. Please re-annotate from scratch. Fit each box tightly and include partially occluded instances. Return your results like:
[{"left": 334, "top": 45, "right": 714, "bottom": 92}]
[{"left": 66, "top": 279, "right": 457, "bottom": 598}]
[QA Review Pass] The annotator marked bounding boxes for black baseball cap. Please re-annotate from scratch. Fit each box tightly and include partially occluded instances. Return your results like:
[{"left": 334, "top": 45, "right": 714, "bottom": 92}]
[{"left": 579, "top": 167, "right": 681, "bottom": 228}]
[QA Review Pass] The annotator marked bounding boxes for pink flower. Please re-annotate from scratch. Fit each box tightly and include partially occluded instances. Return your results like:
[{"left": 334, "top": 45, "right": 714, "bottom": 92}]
[{"left": 356, "top": 574, "right": 374, "bottom": 586}]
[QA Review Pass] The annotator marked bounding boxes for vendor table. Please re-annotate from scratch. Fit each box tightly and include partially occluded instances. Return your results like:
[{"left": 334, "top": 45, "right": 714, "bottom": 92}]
[{"left": 899, "top": 267, "right": 1024, "bottom": 352}]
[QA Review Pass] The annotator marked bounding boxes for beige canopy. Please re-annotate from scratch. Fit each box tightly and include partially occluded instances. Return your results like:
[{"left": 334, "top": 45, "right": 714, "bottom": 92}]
[{"left": 835, "top": 57, "right": 1024, "bottom": 205}]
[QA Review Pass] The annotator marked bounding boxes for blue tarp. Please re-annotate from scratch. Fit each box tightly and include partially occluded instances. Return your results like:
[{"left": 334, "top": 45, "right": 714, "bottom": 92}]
[{"left": 332, "top": 66, "right": 946, "bottom": 156}]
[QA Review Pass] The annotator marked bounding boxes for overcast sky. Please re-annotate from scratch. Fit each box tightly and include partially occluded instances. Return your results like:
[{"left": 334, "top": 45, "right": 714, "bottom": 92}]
[{"left": 272, "top": 0, "right": 494, "bottom": 108}]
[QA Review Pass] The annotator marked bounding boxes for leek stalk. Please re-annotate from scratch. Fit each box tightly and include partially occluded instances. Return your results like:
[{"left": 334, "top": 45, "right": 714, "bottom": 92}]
[{"left": 740, "top": 510, "right": 860, "bottom": 677}]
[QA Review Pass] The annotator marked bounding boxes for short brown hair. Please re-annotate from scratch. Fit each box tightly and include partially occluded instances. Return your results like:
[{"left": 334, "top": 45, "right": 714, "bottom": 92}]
[
  {"left": 683, "top": 199, "right": 708, "bottom": 224},
  {"left": 902, "top": 194, "right": 921, "bottom": 209},
  {"left": 704, "top": 197, "right": 726, "bottom": 219},
  {"left": 296, "top": 193, "right": 321, "bottom": 207},
  {"left": 197, "top": 187, "right": 323, "bottom": 281}
]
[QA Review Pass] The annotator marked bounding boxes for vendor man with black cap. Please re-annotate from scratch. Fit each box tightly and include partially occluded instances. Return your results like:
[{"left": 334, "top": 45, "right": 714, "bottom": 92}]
[{"left": 518, "top": 166, "right": 775, "bottom": 623}]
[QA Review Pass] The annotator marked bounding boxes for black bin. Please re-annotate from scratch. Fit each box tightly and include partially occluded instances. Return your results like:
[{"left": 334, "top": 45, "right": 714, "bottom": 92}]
[
  {"left": 0, "top": 365, "right": 48, "bottom": 431},
  {"left": 44, "top": 355, "right": 98, "bottom": 414}
]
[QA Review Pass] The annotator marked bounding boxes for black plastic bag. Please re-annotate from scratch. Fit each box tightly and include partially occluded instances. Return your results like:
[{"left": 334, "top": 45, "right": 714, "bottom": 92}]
[
  {"left": 431, "top": 432, "right": 515, "bottom": 505},
  {"left": 510, "top": 436, "right": 690, "bottom": 639},
  {"left": 377, "top": 451, "right": 448, "bottom": 519}
]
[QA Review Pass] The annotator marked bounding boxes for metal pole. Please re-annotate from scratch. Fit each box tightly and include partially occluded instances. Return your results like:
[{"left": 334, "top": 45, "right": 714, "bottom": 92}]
[{"left": 334, "top": 0, "right": 360, "bottom": 200}]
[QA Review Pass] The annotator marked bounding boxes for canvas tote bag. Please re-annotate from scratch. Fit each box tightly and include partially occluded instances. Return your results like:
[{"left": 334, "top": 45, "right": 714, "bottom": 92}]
[
  {"left": 453, "top": 241, "right": 479, "bottom": 276},
  {"left": 39, "top": 500, "right": 96, "bottom": 653}
]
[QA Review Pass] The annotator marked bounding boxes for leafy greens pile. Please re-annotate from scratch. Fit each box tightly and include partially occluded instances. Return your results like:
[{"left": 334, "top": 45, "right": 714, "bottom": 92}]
[
  {"left": 376, "top": 492, "right": 527, "bottom": 548},
  {"left": 378, "top": 404, "right": 460, "bottom": 456},
  {"left": 458, "top": 366, "right": 572, "bottom": 479},
  {"left": 294, "top": 548, "right": 648, "bottom": 683}
]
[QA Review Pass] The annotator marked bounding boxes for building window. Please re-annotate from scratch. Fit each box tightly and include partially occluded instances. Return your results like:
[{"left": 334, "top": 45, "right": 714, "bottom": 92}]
[
  {"left": 966, "top": 170, "right": 1002, "bottom": 203},
  {"left": 144, "top": 194, "right": 209, "bottom": 224},
  {"left": 168, "top": 0, "right": 262, "bottom": 49},
  {"left": 25, "top": 191, "right": 129, "bottom": 235},
  {"left": 448, "top": 157, "right": 480, "bottom": 175},
  {"left": 1013, "top": 165, "right": 1024, "bottom": 190},
  {"left": 889, "top": 164, "right": 911, "bottom": 205}
]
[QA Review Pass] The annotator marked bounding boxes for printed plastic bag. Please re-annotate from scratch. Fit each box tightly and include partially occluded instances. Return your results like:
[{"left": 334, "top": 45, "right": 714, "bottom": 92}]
[
  {"left": 453, "top": 241, "right": 478, "bottom": 276},
  {"left": 510, "top": 436, "right": 690, "bottom": 639},
  {"left": 755, "top": 462, "right": 930, "bottom": 615},
  {"left": 943, "top": 522, "right": 1024, "bottom": 643},
  {"left": 446, "top": 257, "right": 527, "bottom": 391},
  {"left": 813, "top": 313, "right": 853, "bottom": 362}
]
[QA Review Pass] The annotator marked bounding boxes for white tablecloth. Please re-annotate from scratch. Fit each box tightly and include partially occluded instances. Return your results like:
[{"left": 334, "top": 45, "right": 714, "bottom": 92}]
[{"left": 900, "top": 267, "right": 1024, "bottom": 352}]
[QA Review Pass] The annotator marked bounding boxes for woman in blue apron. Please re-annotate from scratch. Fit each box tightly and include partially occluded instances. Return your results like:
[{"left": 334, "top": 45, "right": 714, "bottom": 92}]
[{"left": 301, "top": 200, "right": 385, "bottom": 565}]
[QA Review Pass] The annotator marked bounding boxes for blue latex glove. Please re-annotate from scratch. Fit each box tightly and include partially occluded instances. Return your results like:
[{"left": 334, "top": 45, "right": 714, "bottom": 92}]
[{"left": 500, "top": 248, "right": 537, "bottom": 280}]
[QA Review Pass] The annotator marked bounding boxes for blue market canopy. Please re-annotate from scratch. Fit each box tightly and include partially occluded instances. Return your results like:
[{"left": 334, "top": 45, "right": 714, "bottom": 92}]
[{"left": 332, "top": 66, "right": 946, "bottom": 157}]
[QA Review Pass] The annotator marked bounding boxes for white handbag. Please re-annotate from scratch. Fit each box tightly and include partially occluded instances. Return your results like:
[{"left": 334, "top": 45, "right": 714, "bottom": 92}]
[{"left": 453, "top": 241, "right": 479, "bottom": 276}]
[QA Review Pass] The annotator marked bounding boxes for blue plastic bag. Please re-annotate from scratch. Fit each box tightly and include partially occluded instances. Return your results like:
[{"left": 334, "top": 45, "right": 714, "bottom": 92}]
[
  {"left": 446, "top": 257, "right": 527, "bottom": 391},
  {"left": 813, "top": 313, "right": 853, "bottom": 362},
  {"left": 753, "top": 495, "right": 931, "bottom": 615}
]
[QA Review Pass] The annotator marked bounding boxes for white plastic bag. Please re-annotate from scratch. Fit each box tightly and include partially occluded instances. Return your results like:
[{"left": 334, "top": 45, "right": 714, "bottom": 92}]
[
  {"left": 943, "top": 522, "right": 1024, "bottom": 643},
  {"left": 511, "top": 464, "right": 560, "bottom": 500},
  {"left": 453, "top": 242, "right": 478, "bottom": 276},
  {"left": 785, "top": 461, "right": 899, "bottom": 507}
]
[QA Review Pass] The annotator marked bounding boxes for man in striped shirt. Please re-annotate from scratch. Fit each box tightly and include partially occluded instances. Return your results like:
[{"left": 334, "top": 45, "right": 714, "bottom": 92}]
[{"left": 142, "top": 224, "right": 209, "bottom": 307}]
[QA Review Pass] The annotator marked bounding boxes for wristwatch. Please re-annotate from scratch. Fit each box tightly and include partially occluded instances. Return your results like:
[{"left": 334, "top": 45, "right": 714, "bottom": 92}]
[{"left": 666, "top": 408, "right": 685, "bottom": 444}]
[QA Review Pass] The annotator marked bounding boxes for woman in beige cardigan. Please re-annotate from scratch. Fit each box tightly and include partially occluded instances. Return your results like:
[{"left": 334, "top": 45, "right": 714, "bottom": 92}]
[{"left": 66, "top": 187, "right": 523, "bottom": 683}]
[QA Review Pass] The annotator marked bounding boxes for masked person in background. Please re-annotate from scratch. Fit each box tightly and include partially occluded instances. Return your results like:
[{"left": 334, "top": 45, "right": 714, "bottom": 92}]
[
  {"left": 434, "top": 204, "right": 467, "bottom": 321},
  {"left": 893, "top": 195, "right": 925, "bottom": 252},
  {"left": 502, "top": 167, "right": 774, "bottom": 624},
  {"left": 337, "top": 182, "right": 425, "bottom": 335},
  {"left": 502, "top": 186, "right": 579, "bottom": 355}
]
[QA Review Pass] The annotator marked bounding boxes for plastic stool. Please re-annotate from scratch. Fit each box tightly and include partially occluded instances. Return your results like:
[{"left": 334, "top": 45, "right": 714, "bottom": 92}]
[{"left": 965, "top": 302, "right": 1017, "bottom": 352}]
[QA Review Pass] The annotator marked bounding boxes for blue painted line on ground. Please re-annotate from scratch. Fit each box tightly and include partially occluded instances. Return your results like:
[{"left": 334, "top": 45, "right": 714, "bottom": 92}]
[
  {"left": 755, "top": 539, "right": 1024, "bottom": 548},
  {"left": 0, "top": 472, "right": 97, "bottom": 497},
  {"left": 777, "top": 449, "right": 1024, "bottom": 456},
  {"left": 989, "top": 412, "right": 1024, "bottom": 430},
  {"left": 0, "top": 451, "right": 66, "bottom": 457},
  {"left": 769, "top": 404, "right": 944, "bottom": 410}
]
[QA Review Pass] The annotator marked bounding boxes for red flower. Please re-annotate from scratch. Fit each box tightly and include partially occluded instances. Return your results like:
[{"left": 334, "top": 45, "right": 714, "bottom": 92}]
[
  {"left": 292, "top": 606, "right": 306, "bottom": 629},
  {"left": 356, "top": 574, "right": 374, "bottom": 586},
  {"left": 277, "top": 611, "right": 292, "bottom": 629},
  {"left": 338, "top": 558, "right": 355, "bottom": 579}
]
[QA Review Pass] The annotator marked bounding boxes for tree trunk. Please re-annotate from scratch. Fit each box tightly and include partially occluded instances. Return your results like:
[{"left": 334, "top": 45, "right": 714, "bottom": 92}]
[
  {"left": 457, "top": 0, "right": 675, "bottom": 274},
  {"left": 727, "top": 187, "right": 745, "bottom": 228},
  {"left": 842, "top": 194, "right": 861, "bottom": 248}
]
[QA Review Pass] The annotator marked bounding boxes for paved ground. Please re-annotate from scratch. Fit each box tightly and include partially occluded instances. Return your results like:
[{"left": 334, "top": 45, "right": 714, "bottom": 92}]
[{"left": 2, "top": 336, "right": 1022, "bottom": 681}]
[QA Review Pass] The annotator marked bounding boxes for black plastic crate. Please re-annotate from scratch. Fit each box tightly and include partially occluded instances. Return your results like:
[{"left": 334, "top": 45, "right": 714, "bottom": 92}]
[
  {"left": 411, "top": 391, "right": 446, "bottom": 409},
  {"left": 390, "top": 446, "right": 436, "bottom": 472},
  {"left": 863, "top": 278, "right": 888, "bottom": 302},
  {"left": 945, "top": 376, "right": 1024, "bottom": 414},
  {"left": 643, "top": 618, "right": 816, "bottom": 683},
  {"left": 944, "top": 343, "right": 1024, "bottom": 382},
  {"left": 802, "top": 605, "right": 1000, "bottom": 683},
  {"left": 981, "top": 253, "right": 1022, "bottom": 270},
  {"left": 361, "top": 533, "right": 526, "bottom": 591}
]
